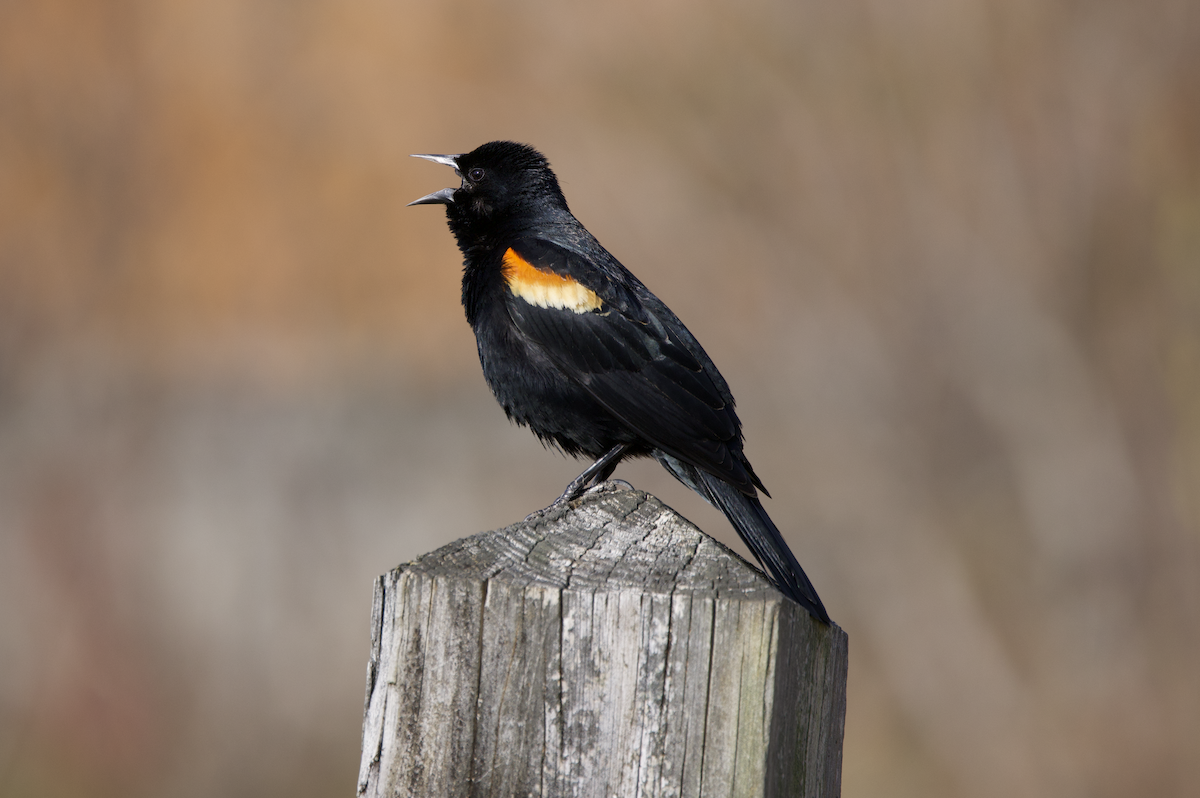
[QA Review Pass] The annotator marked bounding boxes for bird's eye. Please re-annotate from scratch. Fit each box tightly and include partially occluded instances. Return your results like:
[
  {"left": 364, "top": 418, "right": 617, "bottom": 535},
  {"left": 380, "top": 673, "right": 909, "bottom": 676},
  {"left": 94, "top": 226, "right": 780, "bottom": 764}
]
[{"left": 467, "top": 167, "right": 485, "bottom": 182}]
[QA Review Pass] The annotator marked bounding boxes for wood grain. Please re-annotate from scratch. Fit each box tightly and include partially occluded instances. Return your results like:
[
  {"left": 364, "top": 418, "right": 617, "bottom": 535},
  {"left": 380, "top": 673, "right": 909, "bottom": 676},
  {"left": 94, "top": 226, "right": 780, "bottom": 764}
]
[{"left": 358, "top": 485, "right": 847, "bottom": 797}]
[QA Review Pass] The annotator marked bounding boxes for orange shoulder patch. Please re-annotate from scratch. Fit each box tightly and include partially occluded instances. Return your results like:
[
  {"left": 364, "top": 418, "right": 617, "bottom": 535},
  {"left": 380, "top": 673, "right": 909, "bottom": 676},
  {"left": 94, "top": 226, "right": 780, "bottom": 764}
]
[{"left": 502, "top": 248, "right": 603, "bottom": 313}]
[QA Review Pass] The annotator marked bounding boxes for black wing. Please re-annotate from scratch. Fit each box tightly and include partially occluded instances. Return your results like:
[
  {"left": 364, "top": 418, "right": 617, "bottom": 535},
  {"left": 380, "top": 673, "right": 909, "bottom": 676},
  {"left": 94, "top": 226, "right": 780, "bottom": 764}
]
[{"left": 504, "top": 238, "right": 764, "bottom": 495}]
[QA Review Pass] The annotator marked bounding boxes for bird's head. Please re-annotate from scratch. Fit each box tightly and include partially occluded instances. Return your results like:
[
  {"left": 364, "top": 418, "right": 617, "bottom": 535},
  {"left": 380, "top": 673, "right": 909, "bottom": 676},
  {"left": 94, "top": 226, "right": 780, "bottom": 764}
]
[{"left": 409, "top": 141, "right": 569, "bottom": 236}]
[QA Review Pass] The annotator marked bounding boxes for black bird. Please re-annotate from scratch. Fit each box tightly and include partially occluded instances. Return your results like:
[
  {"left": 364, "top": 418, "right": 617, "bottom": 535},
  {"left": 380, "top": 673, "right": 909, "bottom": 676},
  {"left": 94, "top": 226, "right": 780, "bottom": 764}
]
[{"left": 410, "top": 141, "right": 829, "bottom": 624}]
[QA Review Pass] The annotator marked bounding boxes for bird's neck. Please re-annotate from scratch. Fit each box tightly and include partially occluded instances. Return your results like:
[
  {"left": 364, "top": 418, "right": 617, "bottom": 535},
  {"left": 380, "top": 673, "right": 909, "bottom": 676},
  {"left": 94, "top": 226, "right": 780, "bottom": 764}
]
[{"left": 448, "top": 207, "right": 580, "bottom": 326}]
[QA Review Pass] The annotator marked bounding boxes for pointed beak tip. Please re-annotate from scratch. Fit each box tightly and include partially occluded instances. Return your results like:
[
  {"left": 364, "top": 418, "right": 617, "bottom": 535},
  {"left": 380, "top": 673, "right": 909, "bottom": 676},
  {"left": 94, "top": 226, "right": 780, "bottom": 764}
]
[
  {"left": 411, "top": 153, "right": 462, "bottom": 168},
  {"left": 407, "top": 186, "right": 457, "bottom": 206}
]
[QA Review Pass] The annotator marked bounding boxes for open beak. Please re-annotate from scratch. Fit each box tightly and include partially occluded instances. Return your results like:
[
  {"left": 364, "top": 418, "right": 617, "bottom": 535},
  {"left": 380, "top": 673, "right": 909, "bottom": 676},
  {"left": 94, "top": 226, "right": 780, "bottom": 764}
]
[{"left": 408, "top": 153, "right": 462, "bottom": 205}]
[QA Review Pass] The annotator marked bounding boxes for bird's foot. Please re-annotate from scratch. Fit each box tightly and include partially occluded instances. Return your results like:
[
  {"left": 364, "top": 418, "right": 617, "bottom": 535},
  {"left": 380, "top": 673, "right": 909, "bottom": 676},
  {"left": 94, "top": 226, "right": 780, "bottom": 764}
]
[
  {"left": 523, "top": 479, "right": 634, "bottom": 522},
  {"left": 554, "top": 473, "right": 593, "bottom": 505},
  {"left": 524, "top": 491, "right": 579, "bottom": 522},
  {"left": 592, "top": 479, "right": 634, "bottom": 493},
  {"left": 524, "top": 444, "right": 633, "bottom": 522}
]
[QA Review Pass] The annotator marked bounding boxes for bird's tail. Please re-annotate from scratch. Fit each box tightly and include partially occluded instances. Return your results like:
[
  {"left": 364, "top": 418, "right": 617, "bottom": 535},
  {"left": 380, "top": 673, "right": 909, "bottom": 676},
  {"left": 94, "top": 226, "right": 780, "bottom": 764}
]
[{"left": 698, "top": 472, "right": 830, "bottom": 624}]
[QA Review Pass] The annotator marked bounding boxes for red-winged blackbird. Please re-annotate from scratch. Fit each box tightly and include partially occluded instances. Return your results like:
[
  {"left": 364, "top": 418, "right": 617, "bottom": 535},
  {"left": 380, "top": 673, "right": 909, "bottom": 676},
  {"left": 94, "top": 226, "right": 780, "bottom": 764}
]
[{"left": 411, "top": 141, "right": 829, "bottom": 624}]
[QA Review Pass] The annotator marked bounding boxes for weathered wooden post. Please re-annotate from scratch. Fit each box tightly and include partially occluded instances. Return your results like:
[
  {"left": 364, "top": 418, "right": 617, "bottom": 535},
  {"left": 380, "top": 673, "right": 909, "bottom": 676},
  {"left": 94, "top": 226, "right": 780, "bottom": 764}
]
[{"left": 358, "top": 484, "right": 848, "bottom": 798}]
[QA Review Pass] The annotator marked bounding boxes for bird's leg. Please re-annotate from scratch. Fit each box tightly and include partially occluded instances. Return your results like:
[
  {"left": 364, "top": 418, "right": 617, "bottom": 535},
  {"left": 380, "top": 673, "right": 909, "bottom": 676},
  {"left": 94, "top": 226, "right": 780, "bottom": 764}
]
[{"left": 555, "top": 443, "right": 630, "bottom": 504}]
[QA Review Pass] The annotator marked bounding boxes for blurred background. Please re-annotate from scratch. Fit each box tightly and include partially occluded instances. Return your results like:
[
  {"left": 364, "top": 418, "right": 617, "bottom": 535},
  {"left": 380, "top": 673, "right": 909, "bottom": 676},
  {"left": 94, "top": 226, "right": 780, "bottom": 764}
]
[{"left": 2, "top": 0, "right": 1198, "bottom": 796}]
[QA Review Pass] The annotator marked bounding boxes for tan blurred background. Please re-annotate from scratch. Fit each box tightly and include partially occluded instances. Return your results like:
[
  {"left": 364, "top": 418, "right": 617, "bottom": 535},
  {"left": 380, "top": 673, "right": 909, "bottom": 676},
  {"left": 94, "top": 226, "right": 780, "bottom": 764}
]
[{"left": 2, "top": 1, "right": 1198, "bottom": 796}]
